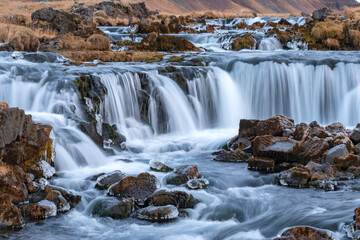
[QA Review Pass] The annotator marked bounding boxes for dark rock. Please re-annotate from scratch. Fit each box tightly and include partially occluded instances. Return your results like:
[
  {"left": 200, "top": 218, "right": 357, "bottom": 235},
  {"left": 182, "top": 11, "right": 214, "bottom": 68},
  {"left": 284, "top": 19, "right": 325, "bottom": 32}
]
[
  {"left": 350, "top": 127, "right": 360, "bottom": 145},
  {"left": 91, "top": 197, "right": 135, "bottom": 219},
  {"left": 45, "top": 190, "right": 70, "bottom": 212},
  {"left": 248, "top": 157, "right": 275, "bottom": 173},
  {"left": 213, "top": 149, "right": 249, "bottom": 162},
  {"left": 324, "top": 144, "right": 348, "bottom": 164},
  {"left": 278, "top": 166, "right": 310, "bottom": 188},
  {"left": 44, "top": 185, "right": 81, "bottom": 208},
  {"left": 95, "top": 170, "right": 126, "bottom": 190},
  {"left": 293, "top": 123, "right": 309, "bottom": 141},
  {"left": 108, "top": 173, "right": 160, "bottom": 203},
  {"left": 102, "top": 123, "right": 126, "bottom": 146},
  {"left": 186, "top": 178, "right": 209, "bottom": 190},
  {"left": 252, "top": 135, "right": 299, "bottom": 163},
  {"left": 238, "top": 119, "right": 260, "bottom": 138},
  {"left": 79, "top": 122, "right": 104, "bottom": 146},
  {"left": 165, "top": 173, "right": 190, "bottom": 186},
  {"left": 278, "top": 18, "right": 292, "bottom": 26},
  {"left": 256, "top": 115, "right": 295, "bottom": 136},
  {"left": 0, "top": 196, "right": 24, "bottom": 228},
  {"left": 325, "top": 122, "right": 346, "bottom": 135},
  {"left": 0, "top": 42, "right": 15, "bottom": 52},
  {"left": 136, "top": 205, "right": 179, "bottom": 222},
  {"left": 174, "top": 165, "right": 202, "bottom": 179},
  {"left": 276, "top": 226, "right": 334, "bottom": 240},
  {"left": 146, "top": 189, "right": 196, "bottom": 208},
  {"left": 150, "top": 160, "right": 173, "bottom": 172},
  {"left": 231, "top": 34, "right": 255, "bottom": 50},
  {"left": 70, "top": 2, "right": 94, "bottom": 21},
  {"left": 312, "top": 8, "right": 332, "bottom": 21},
  {"left": 22, "top": 200, "right": 57, "bottom": 219},
  {"left": 335, "top": 154, "right": 360, "bottom": 170}
]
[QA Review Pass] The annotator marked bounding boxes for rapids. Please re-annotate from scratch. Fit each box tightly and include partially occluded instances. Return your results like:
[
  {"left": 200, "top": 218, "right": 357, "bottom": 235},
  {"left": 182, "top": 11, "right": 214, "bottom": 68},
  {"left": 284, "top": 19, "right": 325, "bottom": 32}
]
[{"left": 1, "top": 32, "right": 360, "bottom": 239}]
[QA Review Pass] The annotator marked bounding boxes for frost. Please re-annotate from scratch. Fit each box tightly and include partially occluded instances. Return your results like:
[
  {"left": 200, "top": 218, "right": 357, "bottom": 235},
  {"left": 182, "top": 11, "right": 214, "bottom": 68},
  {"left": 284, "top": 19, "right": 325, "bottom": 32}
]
[
  {"left": 39, "top": 161, "right": 56, "bottom": 179},
  {"left": 38, "top": 200, "right": 57, "bottom": 218}
]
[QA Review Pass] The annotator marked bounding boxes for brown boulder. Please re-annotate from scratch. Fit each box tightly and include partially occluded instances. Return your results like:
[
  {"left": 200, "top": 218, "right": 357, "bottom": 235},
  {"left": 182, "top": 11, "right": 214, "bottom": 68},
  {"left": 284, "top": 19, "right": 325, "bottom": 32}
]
[
  {"left": 276, "top": 226, "right": 334, "bottom": 240},
  {"left": 213, "top": 149, "right": 249, "bottom": 162},
  {"left": 22, "top": 200, "right": 57, "bottom": 219},
  {"left": 229, "top": 137, "right": 251, "bottom": 150},
  {"left": 256, "top": 115, "right": 295, "bottom": 137},
  {"left": 0, "top": 162, "right": 28, "bottom": 203},
  {"left": 252, "top": 135, "right": 299, "bottom": 163},
  {"left": 335, "top": 154, "right": 360, "bottom": 170},
  {"left": 174, "top": 165, "right": 202, "bottom": 179},
  {"left": 45, "top": 190, "right": 70, "bottom": 212},
  {"left": 95, "top": 170, "right": 126, "bottom": 190},
  {"left": 238, "top": 119, "right": 260, "bottom": 138},
  {"left": 146, "top": 189, "right": 195, "bottom": 208},
  {"left": 293, "top": 123, "right": 309, "bottom": 141},
  {"left": 231, "top": 34, "right": 255, "bottom": 50},
  {"left": 278, "top": 166, "right": 310, "bottom": 188},
  {"left": 325, "top": 122, "right": 346, "bottom": 135},
  {"left": 0, "top": 102, "right": 9, "bottom": 111},
  {"left": 108, "top": 173, "right": 160, "bottom": 202},
  {"left": 248, "top": 157, "right": 275, "bottom": 173},
  {"left": 298, "top": 138, "right": 331, "bottom": 163},
  {"left": 44, "top": 185, "right": 81, "bottom": 208},
  {"left": 0, "top": 196, "right": 24, "bottom": 228}
]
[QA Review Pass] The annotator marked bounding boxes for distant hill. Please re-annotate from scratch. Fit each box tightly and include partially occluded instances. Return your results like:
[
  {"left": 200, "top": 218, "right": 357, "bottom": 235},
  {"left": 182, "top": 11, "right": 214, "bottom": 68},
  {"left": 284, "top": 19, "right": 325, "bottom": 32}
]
[{"left": 123, "top": 0, "right": 359, "bottom": 15}]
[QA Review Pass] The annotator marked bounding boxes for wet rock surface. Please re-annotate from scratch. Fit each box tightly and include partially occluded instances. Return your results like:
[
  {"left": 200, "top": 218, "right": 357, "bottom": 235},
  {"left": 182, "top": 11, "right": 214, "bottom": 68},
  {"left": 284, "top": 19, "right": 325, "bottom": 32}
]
[
  {"left": 275, "top": 226, "right": 335, "bottom": 240},
  {"left": 135, "top": 205, "right": 179, "bottom": 222},
  {"left": 95, "top": 170, "right": 127, "bottom": 190}
]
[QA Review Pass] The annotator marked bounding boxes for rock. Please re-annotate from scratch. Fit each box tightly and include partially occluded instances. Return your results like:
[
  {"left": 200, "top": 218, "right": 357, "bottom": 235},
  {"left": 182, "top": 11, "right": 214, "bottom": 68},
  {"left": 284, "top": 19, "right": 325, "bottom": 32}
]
[
  {"left": 278, "top": 18, "right": 292, "bottom": 26},
  {"left": 0, "top": 102, "right": 9, "bottom": 111},
  {"left": 278, "top": 166, "right": 310, "bottom": 188},
  {"left": 335, "top": 154, "right": 360, "bottom": 170},
  {"left": 229, "top": 137, "right": 251, "bottom": 150},
  {"left": 256, "top": 115, "right": 295, "bottom": 137},
  {"left": 174, "top": 165, "right": 202, "bottom": 179},
  {"left": 310, "top": 172, "right": 328, "bottom": 182},
  {"left": 248, "top": 157, "right": 275, "bottom": 173},
  {"left": 325, "top": 122, "right": 346, "bottom": 135},
  {"left": 333, "top": 133, "right": 354, "bottom": 152},
  {"left": 165, "top": 173, "right": 190, "bottom": 186},
  {"left": 91, "top": 197, "right": 135, "bottom": 219},
  {"left": 45, "top": 190, "right": 71, "bottom": 212},
  {"left": 150, "top": 160, "right": 173, "bottom": 172},
  {"left": 0, "top": 42, "right": 15, "bottom": 52},
  {"left": 293, "top": 123, "right": 309, "bottom": 141},
  {"left": 206, "top": 25, "right": 215, "bottom": 33},
  {"left": 213, "top": 149, "right": 249, "bottom": 162},
  {"left": 108, "top": 173, "right": 160, "bottom": 203},
  {"left": 238, "top": 119, "right": 260, "bottom": 138},
  {"left": 146, "top": 189, "right": 196, "bottom": 208},
  {"left": 22, "top": 200, "right": 57, "bottom": 219},
  {"left": 276, "top": 226, "right": 335, "bottom": 240},
  {"left": 252, "top": 135, "right": 299, "bottom": 163},
  {"left": 44, "top": 185, "right": 81, "bottom": 208},
  {"left": 95, "top": 170, "right": 126, "bottom": 190},
  {"left": 136, "top": 205, "right": 179, "bottom": 222},
  {"left": 0, "top": 196, "right": 24, "bottom": 228},
  {"left": 0, "top": 162, "right": 28, "bottom": 203},
  {"left": 231, "top": 34, "right": 255, "bottom": 50},
  {"left": 298, "top": 138, "right": 331, "bottom": 163},
  {"left": 32, "top": 7, "right": 96, "bottom": 38},
  {"left": 308, "top": 125, "right": 331, "bottom": 138},
  {"left": 134, "top": 33, "right": 198, "bottom": 52},
  {"left": 324, "top": 144, "right": 349, "bottom": 164},
  {"left": 235, "top": 22, "right": 248, "bottom": 29},
  {"left": 305, "top": 161, "right": 333, "bottom": 176},
  {"left": 102, "top": 123, "right": 126, "bottom": 147},
  {"left": 350, "top": 127, "right": 360, "bottom": 145},
  {"left": 353, "top": 207, "right": 360, "bottom": 231},
  {"left": 312, "top": 8, "right": 332, "bottom": 21},
  {"left": 69, "top": 2, "right": 94, "bottom": 21},
  {"left": 186, "top": 178, "right": 209, "bottom": 190}
]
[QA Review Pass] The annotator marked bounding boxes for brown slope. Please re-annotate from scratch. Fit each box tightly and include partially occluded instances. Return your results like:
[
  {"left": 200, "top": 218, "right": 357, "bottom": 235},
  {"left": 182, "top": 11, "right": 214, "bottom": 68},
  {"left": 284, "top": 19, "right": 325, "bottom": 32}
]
[{"left": 123, "top": 0, "right": 359, "bottom": 14}]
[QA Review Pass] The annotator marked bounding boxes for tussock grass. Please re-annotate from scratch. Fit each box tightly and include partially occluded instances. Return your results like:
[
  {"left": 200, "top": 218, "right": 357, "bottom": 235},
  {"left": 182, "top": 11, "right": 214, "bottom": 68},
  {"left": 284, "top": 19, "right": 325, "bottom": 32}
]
[
  {"left": 86, "top": 34, "right": 110, "bottom": 51},
  {"left": 325, "top": 38, "right": 340, "bottom": 50},
  {"left": 311, "top": 21, "right": 344, "bottom": 41},
  {"left": 58, "top": 34, "right": 87, "bottom": 50}
]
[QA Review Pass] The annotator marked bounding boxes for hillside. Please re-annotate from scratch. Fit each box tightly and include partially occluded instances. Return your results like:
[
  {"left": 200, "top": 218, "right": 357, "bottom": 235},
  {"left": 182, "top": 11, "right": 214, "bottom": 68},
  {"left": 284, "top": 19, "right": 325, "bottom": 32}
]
[{"left": 123, "top": 0, "right": 359, "bottom": 14}]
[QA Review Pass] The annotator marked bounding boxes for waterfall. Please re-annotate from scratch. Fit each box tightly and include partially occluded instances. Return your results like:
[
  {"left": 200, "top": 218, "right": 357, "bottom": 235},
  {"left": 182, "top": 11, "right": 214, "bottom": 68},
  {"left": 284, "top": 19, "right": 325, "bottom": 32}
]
[{"left": 259, "top": 37, "right": 283, "bottom": 51}]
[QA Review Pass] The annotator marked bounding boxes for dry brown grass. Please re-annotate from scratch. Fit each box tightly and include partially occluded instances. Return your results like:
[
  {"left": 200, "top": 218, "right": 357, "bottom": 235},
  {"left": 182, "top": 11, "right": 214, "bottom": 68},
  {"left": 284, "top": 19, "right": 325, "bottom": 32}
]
[
  {"left": 86, "top": 34, "right": 110, "bottom": 51},
  {"left": 344, "top": 6, "right": 360, "bottom": 20},
  {"left": 58, "top": 34, "right": 87, "bottom": 50},
  {"left": 349, "top": 29, "right": 360, "bottom": 48},
  {"left": 325, "top": 38, "right": 340, "bottom": 50},
  {"left": 311, "top": 21, "right": 344, "bottom": 41},
  {"left": 0, "top": 24, "right": 39, "bottom": 51}
]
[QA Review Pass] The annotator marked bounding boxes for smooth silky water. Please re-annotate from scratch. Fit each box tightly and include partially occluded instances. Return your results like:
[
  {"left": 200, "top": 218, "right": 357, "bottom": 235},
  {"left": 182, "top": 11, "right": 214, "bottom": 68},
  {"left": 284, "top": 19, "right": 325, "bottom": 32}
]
[{"left": 1, "top": 28, "right": 360, "bottom": 239}]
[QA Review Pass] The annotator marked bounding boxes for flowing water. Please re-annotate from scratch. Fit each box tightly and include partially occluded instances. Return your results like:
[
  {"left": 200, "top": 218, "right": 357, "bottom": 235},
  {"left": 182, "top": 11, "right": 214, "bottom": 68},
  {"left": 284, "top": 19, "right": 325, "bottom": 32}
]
[{"left": 1, "top": 17, "right": 360, "bottom": 239}]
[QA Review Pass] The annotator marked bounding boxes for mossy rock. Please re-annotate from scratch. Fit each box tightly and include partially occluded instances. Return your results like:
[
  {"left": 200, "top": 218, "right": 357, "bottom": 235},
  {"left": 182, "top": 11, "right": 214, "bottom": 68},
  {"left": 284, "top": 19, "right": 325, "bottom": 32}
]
[{"left": 231, "top": 34, "right": 255, "bottom": 50}]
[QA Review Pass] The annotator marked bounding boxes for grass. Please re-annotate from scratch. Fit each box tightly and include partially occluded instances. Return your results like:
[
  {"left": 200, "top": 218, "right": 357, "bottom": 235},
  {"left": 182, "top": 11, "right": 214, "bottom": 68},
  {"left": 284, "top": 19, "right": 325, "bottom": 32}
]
[
  {"left": 311, "top": 21, "right": 344, "bottom": 41},
  {"left": 0, "top": 24, "right": 40, "bottom": 51}
]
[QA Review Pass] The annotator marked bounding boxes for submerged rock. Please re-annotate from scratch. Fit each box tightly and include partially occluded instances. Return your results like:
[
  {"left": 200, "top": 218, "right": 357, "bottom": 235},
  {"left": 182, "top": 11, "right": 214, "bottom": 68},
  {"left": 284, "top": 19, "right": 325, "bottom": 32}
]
[
  {"left": 95, "top": 170, "right": 126, "bottom": 190},
  {"left": 108, "top": 173, "right": 160, "bottom": 203},
  {"left": 22, "top": 200, "right": 57, "bottom": 219},
  {"left": 150, "top": 160, "right": 173, "bottom": 172},
  {"left": 91, "top": 197, "right": 135, "bottom": 219},
  {"left": 278, "top": 166, "right": 310, "bottom": 188},
  {"left": 45, "top": 190, "right": 71, "bottom": 213},
  {"left": 136, "top": 205, "right": 179, "bottom": 222},
  {"left": 186, "top": 178, "right": 209, "bottom": 190}
]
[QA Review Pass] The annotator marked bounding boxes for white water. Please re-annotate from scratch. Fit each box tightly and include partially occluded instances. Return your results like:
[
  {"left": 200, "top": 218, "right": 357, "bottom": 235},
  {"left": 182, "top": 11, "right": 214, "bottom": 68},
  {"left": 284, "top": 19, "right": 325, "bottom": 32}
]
[{"left": 1, "top": 50, "right": 360, "bottom": 239}]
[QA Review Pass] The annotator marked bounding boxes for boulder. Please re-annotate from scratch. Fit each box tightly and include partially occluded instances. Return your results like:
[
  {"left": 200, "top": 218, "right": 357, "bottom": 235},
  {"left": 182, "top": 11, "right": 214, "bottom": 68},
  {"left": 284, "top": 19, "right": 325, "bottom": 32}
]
[
  {"left": 0, "top": 196, "right": 24, "bottom": 228},
  {"left": 22, "top": 200, "right": 57, "bottom": 219},
  {"left": 108, "top": 173, "right": 160, "bottom": 203},
  {"left": 325, "top": 122, "right": 346, "bottom": 135},
  {"left": 324, "top": 144, "right": 349, "bottom": 164},
  {"left": 91, "top": 197, "right": 135, "bottom": 219},
  {"left": 44, "top": 185, "right": 81, "bottom": 208},
  {"left": 278, "top": 166, "right": 310, "bottom": 188},
  {"left": 312, "top": 8, "right": 332, "bottom": 21},
  {"left": 298, "top": 138, "right": 331, "bottom": 163},
  {"left": 278, "top": 18, "right": 292, "bottom": 26},
  {"left": 102, "top": 123, "right": 126, "bottom": 147},
  {"left": 45, "top": 190, "right": 70, "bottom": 213},
  {"left": 335, "top": 154, "right": 360, "bottom": 170},
  {"left": 229, "top": 137, "right": 251, "bottom": 150},
  {"left": 95, "top": 170, "right": 126, "bottom": 190},
  {"left": 165, "top": 173, "right": 190, "bottom": 186},
  {"left": 231, "top": 34, "right": 255, "bottom": 50},
  {"left": 135, "top": 205, "right": 179, "bottom": 222},
  {"left": 350, "top": 127, "right": 360, "bottom": 145},
  {"left": 252, "top": 135, "right": 299, "bottom": 163},
  {"left": 213, "top": 149, "right": 249, "bottom": 162},
  {"left": 149, "top": 160, "right": 173, "bottom": 172},
  {"left": 69, "top": 2, "right": 94, "bottom": 21},
  {"left": 0, "top": 42, "right": 15, "bottom": 52},
  {"left": 293, "top": 123, "right": 309, "bottom": 141},
  {"left": 256, "top": 115, "right": 295, "bottom": 136},
  {"left": 174, "top": 165, "right": 202, "bottom": 179},
  {"left": 0, "top": 162, "right": 28, "bottom": 203},
  {"left": 186, "top": 178, "right": 209, "bottom": 190},
  {"left": 134, "top": 33, "right": 198, "bottom": 52},
  {"left": 146, "top": 189, "right": 196, "bottom": 208},
  {"left": 238, "top": 119, "right": 260, "bottom": 138},
  {"left": 276, "top": 226, "right": 335, "bottom": 240},
  {"left": 248, "top": 157, "right": 275, "bottom": 173}
]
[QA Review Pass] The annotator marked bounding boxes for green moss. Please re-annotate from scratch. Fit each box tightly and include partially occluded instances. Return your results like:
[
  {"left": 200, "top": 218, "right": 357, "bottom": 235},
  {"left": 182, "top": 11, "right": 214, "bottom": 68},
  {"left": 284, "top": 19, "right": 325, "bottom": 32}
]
[{"left": 167, "top": 56, "right": 184, "bottom": 62}]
